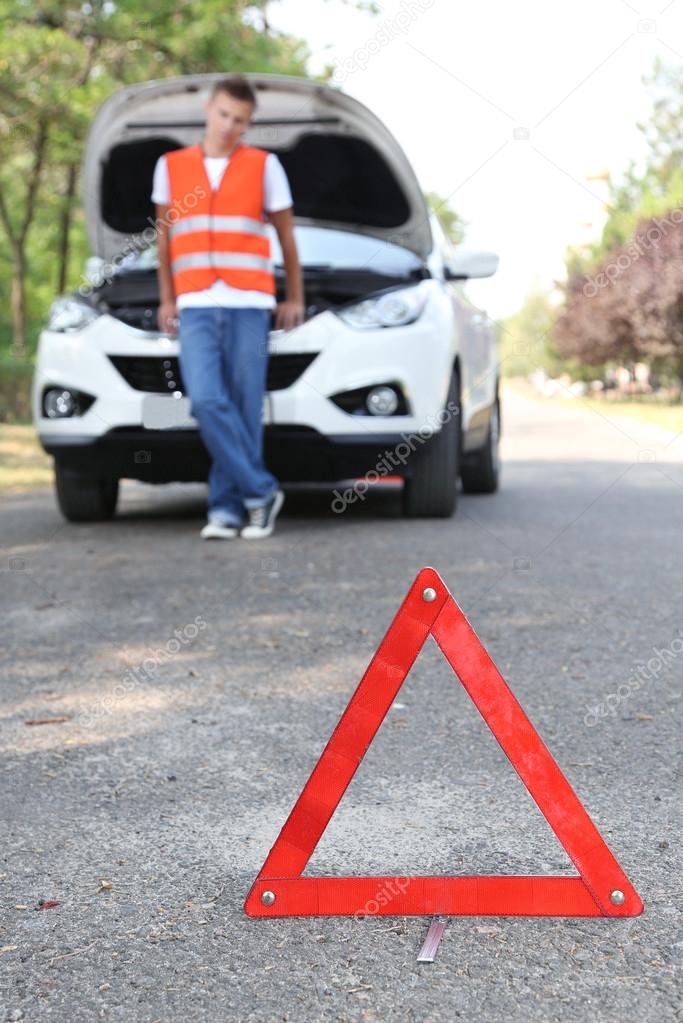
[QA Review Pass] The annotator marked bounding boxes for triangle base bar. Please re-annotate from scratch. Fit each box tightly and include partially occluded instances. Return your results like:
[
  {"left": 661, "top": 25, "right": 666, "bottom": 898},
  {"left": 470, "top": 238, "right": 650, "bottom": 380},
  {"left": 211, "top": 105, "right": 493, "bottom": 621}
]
[{"left": 245, "top": 876, "right": 605, "bottom": 917}]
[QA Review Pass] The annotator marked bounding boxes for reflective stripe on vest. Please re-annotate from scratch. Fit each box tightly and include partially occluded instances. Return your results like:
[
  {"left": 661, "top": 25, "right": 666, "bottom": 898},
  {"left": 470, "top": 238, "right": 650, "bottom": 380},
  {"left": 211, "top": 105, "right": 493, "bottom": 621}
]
[
  {"left": 165, "top": 143, "right": 276, "bottom": 297},
  {"left": 172, "top": 252, "right": 274, "bottom": 273},
  {"left": 168, "top": 214, "right": 270, "bottom": 239}
]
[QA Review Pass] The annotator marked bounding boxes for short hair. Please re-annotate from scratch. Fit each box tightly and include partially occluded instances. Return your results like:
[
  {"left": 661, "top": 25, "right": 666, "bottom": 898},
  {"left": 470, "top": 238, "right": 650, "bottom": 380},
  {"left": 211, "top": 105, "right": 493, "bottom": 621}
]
[{"left": 210, "top": 76, "right": 257, "bottom": 108}]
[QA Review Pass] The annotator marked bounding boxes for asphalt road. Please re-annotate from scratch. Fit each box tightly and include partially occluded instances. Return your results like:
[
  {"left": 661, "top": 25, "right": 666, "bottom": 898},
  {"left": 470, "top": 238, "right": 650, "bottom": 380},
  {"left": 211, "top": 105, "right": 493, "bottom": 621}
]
[{"left": 1, "top": 386, "right": 681, "bottom": 1022}]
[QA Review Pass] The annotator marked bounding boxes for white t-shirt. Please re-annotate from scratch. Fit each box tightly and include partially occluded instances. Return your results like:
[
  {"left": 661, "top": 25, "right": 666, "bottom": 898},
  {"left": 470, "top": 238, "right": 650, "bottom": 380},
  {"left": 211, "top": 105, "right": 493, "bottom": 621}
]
[{"left": 151, "top": 149, "right": 293, "bottom": 309}]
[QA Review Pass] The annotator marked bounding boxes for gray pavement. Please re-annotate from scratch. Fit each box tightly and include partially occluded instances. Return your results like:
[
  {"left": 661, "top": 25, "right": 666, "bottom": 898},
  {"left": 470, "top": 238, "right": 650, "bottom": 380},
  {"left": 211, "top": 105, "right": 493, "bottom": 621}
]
[{"left": 1, "top": 386, "right": 681, "bottom": 1022}]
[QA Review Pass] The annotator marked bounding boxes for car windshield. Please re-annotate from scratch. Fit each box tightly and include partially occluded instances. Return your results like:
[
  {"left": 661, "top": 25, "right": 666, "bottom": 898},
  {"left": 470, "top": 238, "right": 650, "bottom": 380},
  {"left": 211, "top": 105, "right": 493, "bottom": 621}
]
[{"left": 112, "top": 225, "right": 424, "bottom": 276}]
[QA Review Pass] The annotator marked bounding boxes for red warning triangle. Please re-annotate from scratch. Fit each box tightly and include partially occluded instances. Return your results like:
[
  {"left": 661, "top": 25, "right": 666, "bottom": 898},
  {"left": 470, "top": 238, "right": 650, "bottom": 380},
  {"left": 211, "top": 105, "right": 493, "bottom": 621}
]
[{"left": 244, "top": 567, "right": 644, "bottom": 918}]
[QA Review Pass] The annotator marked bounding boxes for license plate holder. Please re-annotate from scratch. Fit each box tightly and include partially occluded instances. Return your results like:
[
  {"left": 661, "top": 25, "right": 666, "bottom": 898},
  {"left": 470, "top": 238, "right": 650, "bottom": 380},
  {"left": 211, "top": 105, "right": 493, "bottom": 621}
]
[{"left": 142, "top": 393, "right": 272, "bottom": 429}]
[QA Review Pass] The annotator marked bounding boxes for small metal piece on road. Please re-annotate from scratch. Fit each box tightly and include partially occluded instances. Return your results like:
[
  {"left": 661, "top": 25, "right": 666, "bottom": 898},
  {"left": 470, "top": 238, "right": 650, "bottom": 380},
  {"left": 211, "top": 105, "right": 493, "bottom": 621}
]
[
  {"left": 610, "top": 889, "right": 625, "bottom": 906},
  {"left": 422, "top": 587, "right": 437, "bottom": 602},
  {"left": 417, "top": 915, "right": 447, "bottom": 962},
  {"left": 261, "top": 890, "right": 276, "bottom": 906}
]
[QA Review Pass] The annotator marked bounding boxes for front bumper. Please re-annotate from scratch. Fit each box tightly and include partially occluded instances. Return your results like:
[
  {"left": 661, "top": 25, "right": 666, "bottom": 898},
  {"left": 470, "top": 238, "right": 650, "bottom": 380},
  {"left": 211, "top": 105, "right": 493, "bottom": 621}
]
[{"left": 42, "top": 425, "right": 423, "bottom": 483}]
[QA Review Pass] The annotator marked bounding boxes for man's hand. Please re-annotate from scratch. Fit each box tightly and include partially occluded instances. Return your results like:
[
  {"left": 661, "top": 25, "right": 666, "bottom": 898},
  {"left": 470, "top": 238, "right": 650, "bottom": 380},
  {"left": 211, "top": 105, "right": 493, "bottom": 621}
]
[
  {"left": 158, "top": 300, "right": 178, "bottom": 336},
  {"left": 267, "top": 207, "right": 304, "bottom": 333},
  {"left": 273, "top": 299, "right": 305, "bottom": 332}
]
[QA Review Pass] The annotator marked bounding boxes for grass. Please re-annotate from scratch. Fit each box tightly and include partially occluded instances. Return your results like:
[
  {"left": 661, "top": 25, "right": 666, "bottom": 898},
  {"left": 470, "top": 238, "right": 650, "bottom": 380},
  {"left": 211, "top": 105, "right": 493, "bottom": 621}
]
[
  {"left": 0, "top": 424, "right": 53, "bottom": 494},
  {"left": 505, "top": 379, "right": 683, "bottom": 435},
  {"left": 580, "top": 396, "right": 683, "bottom": 434}
]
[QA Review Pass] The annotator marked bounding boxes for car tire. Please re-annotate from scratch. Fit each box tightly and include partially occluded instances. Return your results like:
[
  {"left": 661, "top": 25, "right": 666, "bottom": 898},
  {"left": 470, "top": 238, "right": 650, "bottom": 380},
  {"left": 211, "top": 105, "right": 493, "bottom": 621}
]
[
  {"left": 460, "top": 394, "right": 500, "bottom": 494},
  {"left": 402, "top": 369, "right": 460, "bottom": 518},
  {"left": 54, "top": 463, "right": 119, "bottom": 522}
]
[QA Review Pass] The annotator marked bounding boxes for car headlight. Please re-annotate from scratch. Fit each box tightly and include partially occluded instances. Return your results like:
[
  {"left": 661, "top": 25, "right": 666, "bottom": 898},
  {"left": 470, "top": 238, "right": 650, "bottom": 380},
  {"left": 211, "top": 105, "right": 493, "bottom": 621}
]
[
  {"left": 46, "top": 295, "right": 100, "bottom": 333},
  {"left": 337, "top": 282, "right": 429, "bottom": 329}
]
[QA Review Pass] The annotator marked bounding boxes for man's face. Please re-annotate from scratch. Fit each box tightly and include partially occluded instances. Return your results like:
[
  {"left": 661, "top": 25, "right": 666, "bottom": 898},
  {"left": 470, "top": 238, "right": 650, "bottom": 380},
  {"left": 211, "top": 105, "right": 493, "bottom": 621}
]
[{"left": 205, "top": 91, "right": 254, "bottom": 148}]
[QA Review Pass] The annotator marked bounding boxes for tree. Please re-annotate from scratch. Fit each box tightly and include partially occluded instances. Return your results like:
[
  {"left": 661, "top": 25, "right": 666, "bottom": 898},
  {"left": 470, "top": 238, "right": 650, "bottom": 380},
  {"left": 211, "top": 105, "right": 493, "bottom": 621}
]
[
  {"left": 499, "top": 287, "right": 564, "bottom": 378},
  {"left": 554, "top": 212, "right": 683, "bottom": 378},
  {"left": 637, "top": 56, "right": 683, "bottom": 191}
]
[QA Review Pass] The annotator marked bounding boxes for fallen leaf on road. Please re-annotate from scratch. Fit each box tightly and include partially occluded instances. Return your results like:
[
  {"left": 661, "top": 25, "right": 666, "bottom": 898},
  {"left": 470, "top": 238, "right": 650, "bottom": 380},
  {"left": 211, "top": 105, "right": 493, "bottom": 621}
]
[
  {"left": 1, "top": 946, "right": 18, "bottom": 953},
  {"left": 97, "top": 881, "right": 113, "bottom": 893},
  {"left": 636, "top": 713, "right": 654, "bottom": 720},
  {"left": 37, "top": 900, "right": 60, "bottom": 910}
]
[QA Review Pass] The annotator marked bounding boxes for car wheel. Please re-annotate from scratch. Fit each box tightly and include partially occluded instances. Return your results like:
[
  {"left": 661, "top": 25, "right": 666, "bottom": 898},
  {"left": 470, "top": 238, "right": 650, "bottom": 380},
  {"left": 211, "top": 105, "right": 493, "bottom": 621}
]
[
  {"left": 54, "top": 463, "right": 119, "bottom": 522},
  {"left": 402, "top": 369, "right": 460, "bottom": 518},
  {"left": 460, "top": 394, "right": 500, "bottom": 494}
]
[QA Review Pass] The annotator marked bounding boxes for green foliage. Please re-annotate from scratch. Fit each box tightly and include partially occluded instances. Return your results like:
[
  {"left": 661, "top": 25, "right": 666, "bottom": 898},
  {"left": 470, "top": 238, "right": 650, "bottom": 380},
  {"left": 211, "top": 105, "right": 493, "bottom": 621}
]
[
  {"left": 0, "top": 354, "right": 33, "bottom": 421},
  {"left": 424, "top": 191, "right": 466, "bottom": 245},
  {"left": 499, "top": 288, "right": 562, "bottom": 377}
]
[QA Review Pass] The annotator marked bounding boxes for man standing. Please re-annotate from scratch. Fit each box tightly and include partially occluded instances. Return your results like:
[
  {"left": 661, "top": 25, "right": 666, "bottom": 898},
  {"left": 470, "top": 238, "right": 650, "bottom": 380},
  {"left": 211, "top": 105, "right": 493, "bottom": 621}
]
[{"left": 152, "top": 76, "right": 304, "bottom": 539}]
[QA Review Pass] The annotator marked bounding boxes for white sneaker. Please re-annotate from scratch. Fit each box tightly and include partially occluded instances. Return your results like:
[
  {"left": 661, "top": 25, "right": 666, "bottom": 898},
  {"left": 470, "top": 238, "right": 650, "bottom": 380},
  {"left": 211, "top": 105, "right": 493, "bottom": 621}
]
[
  {"left": 200, "top": 520, "right": 240, "bottom": 540},
  {"left": 240, "top": 490, "right": 285, "bottom": 539}
]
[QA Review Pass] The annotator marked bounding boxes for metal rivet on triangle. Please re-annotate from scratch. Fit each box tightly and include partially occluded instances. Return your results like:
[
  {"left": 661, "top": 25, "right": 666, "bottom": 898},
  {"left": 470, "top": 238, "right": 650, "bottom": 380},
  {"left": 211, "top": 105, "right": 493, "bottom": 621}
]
[
  {"left": 261, "top": 890, "right": 276, "bottom": 906},
  {"left": 610, "top": 890, "right": 625, "bottom": 905},
  {"left": 422, "top": 587, "right": 437, "bottom": 602}
]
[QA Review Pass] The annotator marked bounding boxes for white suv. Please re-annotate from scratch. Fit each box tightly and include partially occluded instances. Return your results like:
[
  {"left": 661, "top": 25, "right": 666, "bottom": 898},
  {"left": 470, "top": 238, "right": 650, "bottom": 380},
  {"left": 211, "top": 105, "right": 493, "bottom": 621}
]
[{"left": 33, "top": 73, "right": 501, "bottom": 521}]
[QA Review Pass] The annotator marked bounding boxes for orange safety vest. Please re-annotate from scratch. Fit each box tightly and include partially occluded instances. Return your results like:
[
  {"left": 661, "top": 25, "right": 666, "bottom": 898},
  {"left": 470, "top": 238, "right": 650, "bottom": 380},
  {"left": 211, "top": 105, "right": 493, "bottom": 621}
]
[{"left": 165, "top": 142, "right": 276, "bottom": 297}]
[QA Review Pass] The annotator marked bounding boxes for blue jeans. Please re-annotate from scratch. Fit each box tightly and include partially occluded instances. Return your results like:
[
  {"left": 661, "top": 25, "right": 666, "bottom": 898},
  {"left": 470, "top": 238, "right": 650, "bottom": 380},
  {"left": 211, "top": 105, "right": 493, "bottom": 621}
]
[{"left": 178, "top": 306, "right": 279, "bottom": 526}]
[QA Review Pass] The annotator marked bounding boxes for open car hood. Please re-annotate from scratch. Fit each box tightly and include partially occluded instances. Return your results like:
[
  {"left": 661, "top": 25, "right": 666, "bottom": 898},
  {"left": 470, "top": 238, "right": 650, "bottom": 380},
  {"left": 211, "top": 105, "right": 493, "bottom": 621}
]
[{"left": 82, "top": 73, "right": 433, "bottom": 265}]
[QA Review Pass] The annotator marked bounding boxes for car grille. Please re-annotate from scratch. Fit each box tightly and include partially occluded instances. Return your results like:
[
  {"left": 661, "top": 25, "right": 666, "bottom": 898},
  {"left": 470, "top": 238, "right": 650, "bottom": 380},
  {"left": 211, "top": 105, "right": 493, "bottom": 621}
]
[{"left": 108, "top": 353, "right": 318, "bottom": 393}]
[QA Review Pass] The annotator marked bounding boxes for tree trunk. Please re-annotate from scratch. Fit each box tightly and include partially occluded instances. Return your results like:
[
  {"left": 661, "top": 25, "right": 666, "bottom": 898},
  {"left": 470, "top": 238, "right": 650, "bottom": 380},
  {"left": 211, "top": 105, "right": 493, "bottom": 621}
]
[
  {"left": 0, "top": 115, "right": 49, "bottom": 360},
  {"left": 57, "top": 162, "right": 78, "bottom": 295},
  {"left": 10, "top": 244, "right": 27, "bottom": 359}
]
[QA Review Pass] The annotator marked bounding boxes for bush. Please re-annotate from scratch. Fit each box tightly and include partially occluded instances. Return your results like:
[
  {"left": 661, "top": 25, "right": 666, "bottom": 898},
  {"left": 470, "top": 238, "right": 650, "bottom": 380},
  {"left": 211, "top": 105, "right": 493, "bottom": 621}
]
[{"left": 0, "top": 358, "right": 34, "bottom": 422}]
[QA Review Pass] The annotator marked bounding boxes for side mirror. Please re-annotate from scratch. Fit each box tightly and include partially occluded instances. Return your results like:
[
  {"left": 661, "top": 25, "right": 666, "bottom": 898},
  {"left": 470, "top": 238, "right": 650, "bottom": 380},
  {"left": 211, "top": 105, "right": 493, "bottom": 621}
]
[{"left": 445, "top": 249, "right": 499, "bottom": 280}]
